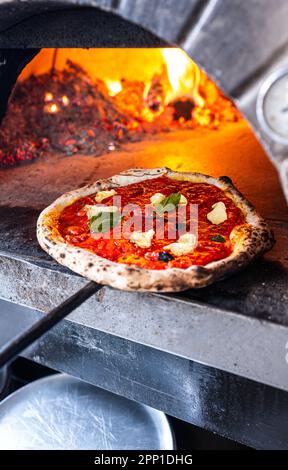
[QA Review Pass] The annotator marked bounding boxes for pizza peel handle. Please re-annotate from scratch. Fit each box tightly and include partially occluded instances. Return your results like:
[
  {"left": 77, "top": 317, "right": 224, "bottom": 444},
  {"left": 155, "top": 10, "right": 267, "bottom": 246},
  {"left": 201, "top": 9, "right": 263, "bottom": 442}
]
[{"left": 0, "top": 281, "right": 102, "bottom": 369}]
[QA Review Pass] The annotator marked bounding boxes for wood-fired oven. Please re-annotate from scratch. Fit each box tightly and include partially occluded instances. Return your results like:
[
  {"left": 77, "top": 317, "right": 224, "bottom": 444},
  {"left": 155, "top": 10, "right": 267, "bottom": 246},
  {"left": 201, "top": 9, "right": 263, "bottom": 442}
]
[{"left": 0, "top": 0, "right": 288, "bottom": 450}]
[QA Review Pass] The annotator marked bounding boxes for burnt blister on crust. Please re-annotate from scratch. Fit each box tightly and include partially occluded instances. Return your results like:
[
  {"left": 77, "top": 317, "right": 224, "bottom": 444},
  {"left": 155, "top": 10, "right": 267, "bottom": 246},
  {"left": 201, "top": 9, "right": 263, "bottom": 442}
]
[
  {"left": 219, "top": 175, "right": 233, "bottom": 185},
  {"left": 37, "top": 167, "right": 275, "bottom": 293}
]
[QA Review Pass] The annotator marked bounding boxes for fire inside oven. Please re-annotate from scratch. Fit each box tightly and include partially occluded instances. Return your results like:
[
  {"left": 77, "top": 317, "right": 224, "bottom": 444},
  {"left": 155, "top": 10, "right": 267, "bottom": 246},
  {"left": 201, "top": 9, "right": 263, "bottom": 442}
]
[
  {"left": 0, "top": 48, "right": 238, "bottom": 167},
  {"left": 1, "top": 47, "right": 287, "bottom": 227}
]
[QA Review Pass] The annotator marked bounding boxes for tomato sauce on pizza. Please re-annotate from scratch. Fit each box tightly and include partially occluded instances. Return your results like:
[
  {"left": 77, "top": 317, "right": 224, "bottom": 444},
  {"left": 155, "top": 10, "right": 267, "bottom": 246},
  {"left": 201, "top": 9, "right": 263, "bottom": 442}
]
[{"left": 58, "top": 176, "right": 244, "bottom": 270}]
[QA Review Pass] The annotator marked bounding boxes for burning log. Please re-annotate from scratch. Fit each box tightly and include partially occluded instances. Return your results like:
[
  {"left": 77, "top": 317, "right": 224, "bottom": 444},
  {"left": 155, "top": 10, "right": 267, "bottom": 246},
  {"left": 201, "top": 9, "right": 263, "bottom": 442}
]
[{"left": 169, "top": 98, "right": 195, "bottom": 121}]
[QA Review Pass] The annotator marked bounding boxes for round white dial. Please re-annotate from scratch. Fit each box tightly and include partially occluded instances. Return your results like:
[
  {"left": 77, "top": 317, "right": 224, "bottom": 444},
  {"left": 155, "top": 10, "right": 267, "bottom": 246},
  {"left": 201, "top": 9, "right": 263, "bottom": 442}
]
[{"left": 260, "top": 72, "right": 288, "bottom": 141}]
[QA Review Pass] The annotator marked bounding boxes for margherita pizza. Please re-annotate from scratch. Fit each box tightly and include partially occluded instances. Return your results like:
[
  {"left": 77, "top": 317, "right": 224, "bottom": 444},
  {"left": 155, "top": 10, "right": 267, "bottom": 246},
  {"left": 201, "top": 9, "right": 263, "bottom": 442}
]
[{"left": 37, "top": 168, "right": 274, "bottom": 292}]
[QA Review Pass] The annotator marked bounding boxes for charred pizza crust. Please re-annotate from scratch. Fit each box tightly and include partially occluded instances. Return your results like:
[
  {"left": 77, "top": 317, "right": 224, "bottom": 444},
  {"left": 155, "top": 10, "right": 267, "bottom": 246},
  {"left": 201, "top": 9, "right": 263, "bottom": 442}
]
[{"left": 37, "top": 167, "right": 274, "bottom": 292}]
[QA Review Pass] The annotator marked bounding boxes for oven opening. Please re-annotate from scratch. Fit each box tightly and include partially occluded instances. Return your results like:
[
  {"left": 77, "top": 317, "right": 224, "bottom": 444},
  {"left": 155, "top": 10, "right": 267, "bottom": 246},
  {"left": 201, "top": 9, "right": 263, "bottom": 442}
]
[
  {"left": 0, "top": 47, "right": 287, "bottom": 290},
  {"left": 1, "top": 47, "right": 287, "bottom": 222}
]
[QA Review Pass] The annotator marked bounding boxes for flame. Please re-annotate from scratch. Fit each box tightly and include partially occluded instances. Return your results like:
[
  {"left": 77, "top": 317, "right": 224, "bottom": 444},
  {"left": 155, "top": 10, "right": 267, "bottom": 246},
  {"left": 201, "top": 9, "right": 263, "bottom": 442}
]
[
  {"left": 161, "top": 48, "right": 204, "bottom": 107},
  {"left": 106, "top": 80, "right": 123, "bottom": 96},
  {"left": 21, "top": 48, "right": 219, "bottom": 116},
  {"left": 18, "top": 48, "right": 237, "bottom": 128}
]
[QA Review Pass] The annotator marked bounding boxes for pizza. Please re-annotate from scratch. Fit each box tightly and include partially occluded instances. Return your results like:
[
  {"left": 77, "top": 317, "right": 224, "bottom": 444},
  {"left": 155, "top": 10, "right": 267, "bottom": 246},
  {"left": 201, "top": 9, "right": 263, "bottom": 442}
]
[{"left": 37, "top": 167, "right": 274, "bottom": 292}]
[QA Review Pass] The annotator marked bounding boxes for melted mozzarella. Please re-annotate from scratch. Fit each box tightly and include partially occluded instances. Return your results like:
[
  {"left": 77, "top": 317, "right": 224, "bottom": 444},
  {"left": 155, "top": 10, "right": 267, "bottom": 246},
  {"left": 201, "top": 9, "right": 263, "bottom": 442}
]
[
  {"left": 164, "top": 233, "right": 197, "bottom": 256},
  {"left": 130, "top": 229, "right": 155, "bottom": 248},
  {"left": 150, "top": 193, "right": 165, "bottom": 207},
  {"left": 150, "top": 192, "right": 187, "bottom": 207},
  {"left": 95, "top": 189, "right": 116, "bottom": 203},
  {"left": 179, "top": 194, "right": 188, "bottom": 205},
  {"left": 207, "top": 202, "right": 227, "bottom": 225},
  {"left": 85, "top": 205, "right": 118, "bottom": 219}
]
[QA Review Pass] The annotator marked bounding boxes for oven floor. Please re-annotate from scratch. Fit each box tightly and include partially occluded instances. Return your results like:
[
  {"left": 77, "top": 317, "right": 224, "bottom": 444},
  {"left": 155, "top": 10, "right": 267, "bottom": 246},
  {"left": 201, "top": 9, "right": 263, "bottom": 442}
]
[{"left": 1, "top": 122, "right": 287, "bottom": 222}]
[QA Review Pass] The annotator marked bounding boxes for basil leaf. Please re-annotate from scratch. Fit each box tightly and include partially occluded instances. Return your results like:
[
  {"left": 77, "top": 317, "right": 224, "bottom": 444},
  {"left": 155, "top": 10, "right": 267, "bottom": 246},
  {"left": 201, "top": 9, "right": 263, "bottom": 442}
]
[
  {"left": 156, "top": 192, "right": 181, "bottom": 214},
  {"left": 89, "top": 212, "right": 122, "bottom": 233},
  {"left": 211, "top": 234, "right": 226, "bottom": 243}
]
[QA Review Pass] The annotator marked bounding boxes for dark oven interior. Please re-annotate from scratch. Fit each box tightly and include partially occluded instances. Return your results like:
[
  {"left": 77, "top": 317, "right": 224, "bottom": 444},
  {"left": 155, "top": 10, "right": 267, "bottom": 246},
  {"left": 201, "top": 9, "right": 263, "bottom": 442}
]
[{"left": 0, "top": 6, "right": 287, "bottom": 324}]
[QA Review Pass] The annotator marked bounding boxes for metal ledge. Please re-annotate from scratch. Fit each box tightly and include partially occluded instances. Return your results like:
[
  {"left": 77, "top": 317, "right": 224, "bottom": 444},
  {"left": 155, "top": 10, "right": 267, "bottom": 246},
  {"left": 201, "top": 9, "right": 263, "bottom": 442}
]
[{"left": 0, "top": 253, "right": 288, "bottom": 394}]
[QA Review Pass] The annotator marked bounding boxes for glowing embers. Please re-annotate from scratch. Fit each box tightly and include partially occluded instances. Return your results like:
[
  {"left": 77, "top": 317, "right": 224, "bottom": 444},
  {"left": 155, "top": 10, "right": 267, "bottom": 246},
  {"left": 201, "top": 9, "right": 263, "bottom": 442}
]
[
  {"left": 0, "top": 48, "right": 240, "bottom": 167},
  {"left": 44, "top": 92, "right": 70, "bottom": 113},
  {"left": 106, "top": 80, "right": 123, "bottom": 97}
]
